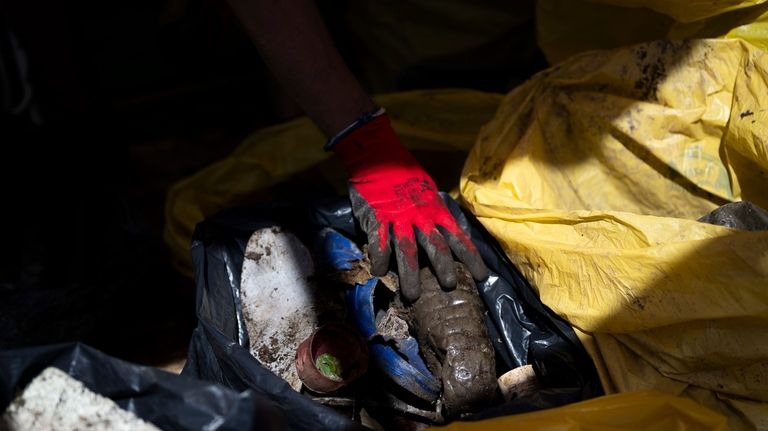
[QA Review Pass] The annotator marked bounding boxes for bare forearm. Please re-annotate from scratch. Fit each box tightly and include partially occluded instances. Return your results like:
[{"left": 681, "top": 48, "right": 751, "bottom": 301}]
[{"left": 228, "top": 0, "right": 375, "bottom": 137}]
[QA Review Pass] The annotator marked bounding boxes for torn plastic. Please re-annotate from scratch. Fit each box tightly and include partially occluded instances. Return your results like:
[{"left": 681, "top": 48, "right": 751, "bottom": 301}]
[
  {"left": 0, "top": 342, "right": 266, "bottom": 431},
  {"left": 182, "top": 196, "right": 602, "bottom": 429}
]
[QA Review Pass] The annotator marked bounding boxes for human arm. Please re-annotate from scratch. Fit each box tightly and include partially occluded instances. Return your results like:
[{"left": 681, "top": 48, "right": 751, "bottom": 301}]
[
  {"left": 227, "top": 0, "right": 373, "bottom": 136},
  {"left": 228, "top": 0, "right": 488, "bottom": 300}
]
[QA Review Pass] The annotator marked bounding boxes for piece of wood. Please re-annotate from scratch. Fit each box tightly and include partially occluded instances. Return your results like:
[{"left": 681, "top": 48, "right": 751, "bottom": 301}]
[{"left": 497, "top": 365, "right": 540, "bottom": 402}]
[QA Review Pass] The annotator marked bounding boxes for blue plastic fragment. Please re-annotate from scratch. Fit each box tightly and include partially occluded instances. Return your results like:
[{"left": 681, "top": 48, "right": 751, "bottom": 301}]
[
  {"left": 347, "top": 277, "right": 441, "bottom": 402},
  {"left": 318, "top": 227, "right": 364, "bottom": 270},
  {"left": 348, "top": 277, "right": 379, "bottom": 338}
]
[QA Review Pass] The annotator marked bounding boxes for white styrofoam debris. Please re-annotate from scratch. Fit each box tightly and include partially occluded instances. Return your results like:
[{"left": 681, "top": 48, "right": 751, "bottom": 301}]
[
  {"left": 1, "top": 367, "right": 160, "bottom": 431},
  {"left": 240, "top": 227, "right": 319, "bottom": 391}
]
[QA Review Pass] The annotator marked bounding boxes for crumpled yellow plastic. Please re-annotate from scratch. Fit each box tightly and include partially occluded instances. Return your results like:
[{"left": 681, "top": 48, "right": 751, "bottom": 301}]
[
  {"left": 460, "top": 38, "right": 768, "bottom": 430},
  {"left": 434, "top": 391, "right": 728, "bottom": 431},
  {"left": 591, "top": 0, "right": 767, "bottom": 23},
  {"left": 538, "top": 0, "right": 768, "bottom": 64}
]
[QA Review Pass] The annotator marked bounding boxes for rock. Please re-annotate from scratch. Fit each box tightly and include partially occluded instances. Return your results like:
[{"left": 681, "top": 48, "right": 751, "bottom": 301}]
[{"left": 1, "top": 367, "right": 160, "bottom": 431}]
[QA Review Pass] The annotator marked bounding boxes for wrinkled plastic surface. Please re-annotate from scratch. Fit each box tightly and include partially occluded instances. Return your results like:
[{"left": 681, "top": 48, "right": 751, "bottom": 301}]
[
  {"left": 183, "top": 197, "right": 601, "bottom": 429},
  {"left": 0, "top": 343, "right": 262, "bottom": 431},
  {"left": 343, "top": 1, "right": 537, "bottom": 93},
  {"left": 460, "top": 39, "right": 768, "bottom": 430},
  {"left": 435, "top": 391, "right": 728, "bottom": 431},
  {"left": 537, "top": 0, "right": 768, "bottom": 64},
  {"left": 182, "top": 204, "right": 363, "bottom": 431}
]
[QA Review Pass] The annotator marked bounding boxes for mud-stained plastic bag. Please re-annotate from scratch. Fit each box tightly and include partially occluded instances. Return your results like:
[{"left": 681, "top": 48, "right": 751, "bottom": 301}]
[
  {"left": 183, "top": 198, "right": 602, "bottom": 429},
  {"left": 0, "top": 343, "right": 267, "bottom": 430},
  {"left": 460, "top": 39, "right": 768, "bottom": 430},
  {"left": 435, "top": 391, "right": 728, "bottom": 431}
]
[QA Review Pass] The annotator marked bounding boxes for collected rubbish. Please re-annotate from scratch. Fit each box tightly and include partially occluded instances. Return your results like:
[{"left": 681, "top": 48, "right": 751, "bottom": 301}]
[
  {"left": 2, "top": 367, "right": 161, "bottom": 431},
  {"left": 0, "top": 343, "right": 262, "bottom": 431},
  {"left": 295, "top": 323, "right": 369, "bottom": 393},
  {"left": 411, "top": 265, "right": 497, "bottom": 416},
  {"left": 191, "top": 197, "right": 600, "bottom": 428},
  {"left": 239, "top": 226, "right": 341, "bottom": 391}
]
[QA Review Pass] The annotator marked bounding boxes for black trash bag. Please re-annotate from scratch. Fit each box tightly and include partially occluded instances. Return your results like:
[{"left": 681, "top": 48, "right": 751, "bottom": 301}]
[
  {"left": 0, "top": 342, "right": 269, "bottom": 431},
  {"left": 698, "top": 201, "right": 768, "bottom": 231},
  {"left": 183, "top": 196, "right": 602, "bottom": 429}
]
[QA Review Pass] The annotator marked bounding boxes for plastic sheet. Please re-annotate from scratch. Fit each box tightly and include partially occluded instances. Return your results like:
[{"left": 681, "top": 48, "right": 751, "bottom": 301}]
[
  {"left": 436, "top": 391, "right": 728, "bottom": 431},
  {"left": 460, "top": 38, "right": 768, "bottom": 430},
  {"left": 0, "top": 343, "right": 264, "bottom": 431},
  {"left": 182, "top": 196, "right": 602, "bottom": 429},
  {"left": 537, "top": 0, "right": 768, "bottom": 64}
]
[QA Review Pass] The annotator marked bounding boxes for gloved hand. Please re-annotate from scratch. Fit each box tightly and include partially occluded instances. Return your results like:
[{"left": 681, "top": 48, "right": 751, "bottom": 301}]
[{"left": 333, "top": 112, "right": 488, "bottom": 301}]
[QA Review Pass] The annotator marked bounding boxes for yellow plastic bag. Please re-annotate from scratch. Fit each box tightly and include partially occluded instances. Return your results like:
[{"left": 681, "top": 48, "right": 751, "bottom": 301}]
[
  {"left": 344, "top": 0, "right": 535, "bottom": 92},
  {"left": 537, "top": 0, "right": 768, "bottom": 64},
  {"left": 460, "top": 38, "right": 768, "bottom": 430},
  {"left": 163, "top": 90, "right": 502, "bottom": 274},
  {"left": 434, "top": 391, "right": 728, "bottom": 431}
]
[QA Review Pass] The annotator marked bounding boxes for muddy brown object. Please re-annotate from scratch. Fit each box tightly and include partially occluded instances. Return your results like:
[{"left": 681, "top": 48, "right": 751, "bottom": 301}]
[{"left": 410, "top": 264, "right": 497, "bottom": 416}]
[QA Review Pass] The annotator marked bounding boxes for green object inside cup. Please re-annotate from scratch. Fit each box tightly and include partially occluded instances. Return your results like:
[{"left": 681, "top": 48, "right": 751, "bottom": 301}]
[{"left": 315, "top": 353, "right": 343, "bottom": 382}]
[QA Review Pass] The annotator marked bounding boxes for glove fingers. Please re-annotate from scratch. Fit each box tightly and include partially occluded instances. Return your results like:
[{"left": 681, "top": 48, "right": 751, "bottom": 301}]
[
  {"left": 368, "top": 222, "right": 391, "bottom": 276},
  {"left": 415, "top": 225, "right": 457, "bottom": 290},
  {"left": 437, "top": 224, "right": 489, "bottom": 282},
  {"left": 349, "top": 186, "right": 391, "bottom": 276},
  {"left": 393, "top": 224, "right": 420, "bottom": 302}
]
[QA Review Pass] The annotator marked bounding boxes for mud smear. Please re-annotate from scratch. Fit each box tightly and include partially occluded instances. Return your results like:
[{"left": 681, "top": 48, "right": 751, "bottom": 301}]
[{"left": 410, "top": 264, "right": 497, "bottom": 417}]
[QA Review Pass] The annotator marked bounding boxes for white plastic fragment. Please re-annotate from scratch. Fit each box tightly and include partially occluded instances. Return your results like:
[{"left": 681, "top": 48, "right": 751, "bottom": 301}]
[
  {"left": 1, "top": 367, "right": 161, "bottom": 431},
  {"left": 240, "top": 227, "right": 319, "bottom": 391}
]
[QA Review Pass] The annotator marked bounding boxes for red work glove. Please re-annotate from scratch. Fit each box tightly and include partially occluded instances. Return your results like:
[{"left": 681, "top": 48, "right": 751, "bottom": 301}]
[{"left": 333, "top": 112, "right": 488, "bottom": 301}]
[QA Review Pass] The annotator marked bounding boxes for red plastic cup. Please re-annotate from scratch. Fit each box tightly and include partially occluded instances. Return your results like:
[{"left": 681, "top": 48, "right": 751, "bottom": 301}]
[{"left": 295, "top": 323, "right": 369, "bottom": 393}]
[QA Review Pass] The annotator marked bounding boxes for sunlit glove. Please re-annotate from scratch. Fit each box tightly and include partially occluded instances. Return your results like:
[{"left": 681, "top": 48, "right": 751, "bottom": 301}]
[{"left": 332, "top": 112, "right": 488, "bottom": 301}]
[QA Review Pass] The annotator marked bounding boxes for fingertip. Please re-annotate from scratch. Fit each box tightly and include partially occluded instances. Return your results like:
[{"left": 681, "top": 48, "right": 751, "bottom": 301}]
[
  {"left": 400, "top": 277, "right": 421, "bottom": 302},
  {"left": 368, "top": 223, "right": 391, "bottom": 276},
  {"left": 468, "top": 257, "right": 489, "bottom": 281},
  {"left": 436, "top": 266, "right": 458, "bottom": 290},
  {"left": 438, "top": 226, "right": 489, "bottom": 282},
  {"left": 369, "top": 252, "right": 389, "bottom": 277},
  {"left": 397, "top": 258, "right": 421, "bottom": 302}
]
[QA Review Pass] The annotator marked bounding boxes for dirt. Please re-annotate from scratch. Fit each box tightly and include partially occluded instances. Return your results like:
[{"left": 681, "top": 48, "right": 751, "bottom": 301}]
[
  {"left": 409, "top": 264, "right": 497, "bottom": 417},
  {"left": 375, "top": 308, "right": 410, "bottom": 341},
  {"left": 334, "top": 249, "right": 399, "bottom": 292},
  {"left": 631, "top": 40, "right": 690, "bottom": 102}
]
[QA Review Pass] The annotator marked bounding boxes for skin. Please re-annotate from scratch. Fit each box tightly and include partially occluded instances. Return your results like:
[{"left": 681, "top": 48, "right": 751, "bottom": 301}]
[{"left": 227, "top": 0, "right": 376, "bottom": 137}]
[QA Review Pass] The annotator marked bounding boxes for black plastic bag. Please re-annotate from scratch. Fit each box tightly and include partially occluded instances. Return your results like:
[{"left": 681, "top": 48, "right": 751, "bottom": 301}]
[
  {"left": 183, "top": 196, "right": 601, "bottom": 429},
  {"left": 0, "top": 342, "right": 267, "bottom": 431}
]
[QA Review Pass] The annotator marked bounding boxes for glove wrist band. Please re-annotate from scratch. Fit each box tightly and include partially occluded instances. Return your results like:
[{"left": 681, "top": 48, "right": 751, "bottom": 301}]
[{"left": 324, "top": 106, "right": 386, "bottom": 151}]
